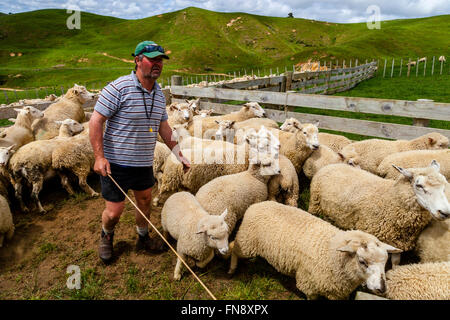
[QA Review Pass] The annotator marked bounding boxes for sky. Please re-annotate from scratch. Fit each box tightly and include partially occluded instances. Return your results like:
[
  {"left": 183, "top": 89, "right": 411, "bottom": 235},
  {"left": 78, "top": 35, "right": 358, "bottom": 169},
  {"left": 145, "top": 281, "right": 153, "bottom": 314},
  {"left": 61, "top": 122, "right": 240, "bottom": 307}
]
[{"left": 1, "top": 0, "right": 449, "bottom": 23}]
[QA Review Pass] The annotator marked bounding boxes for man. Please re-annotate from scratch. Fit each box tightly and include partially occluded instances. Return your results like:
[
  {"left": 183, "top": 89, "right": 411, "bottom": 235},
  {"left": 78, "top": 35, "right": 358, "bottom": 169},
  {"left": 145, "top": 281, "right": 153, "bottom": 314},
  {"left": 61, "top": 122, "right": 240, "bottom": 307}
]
[{"left": 89, "top": 40, "right": 190, "bottom": 263}]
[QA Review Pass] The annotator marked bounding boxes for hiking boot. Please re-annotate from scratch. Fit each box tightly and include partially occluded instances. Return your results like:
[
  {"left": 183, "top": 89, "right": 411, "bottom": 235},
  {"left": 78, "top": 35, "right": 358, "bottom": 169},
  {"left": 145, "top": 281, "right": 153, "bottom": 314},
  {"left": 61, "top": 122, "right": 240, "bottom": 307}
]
[
  {"left": 99, "top": 230, "right": 114, "bottom": 263},
  {"left": 136, "top": 232, "right": 167, "bottom": 253}
]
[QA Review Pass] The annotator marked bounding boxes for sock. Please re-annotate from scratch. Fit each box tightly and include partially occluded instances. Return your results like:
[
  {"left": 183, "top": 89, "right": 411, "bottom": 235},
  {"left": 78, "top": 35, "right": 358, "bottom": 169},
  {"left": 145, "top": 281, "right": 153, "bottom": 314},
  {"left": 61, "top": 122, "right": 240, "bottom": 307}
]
[
  {"left": 136, "top": 226, "right": 149, "bottom": 237},
  {"left": 102, "top": 226, "right": 114, "bottom": 235}
]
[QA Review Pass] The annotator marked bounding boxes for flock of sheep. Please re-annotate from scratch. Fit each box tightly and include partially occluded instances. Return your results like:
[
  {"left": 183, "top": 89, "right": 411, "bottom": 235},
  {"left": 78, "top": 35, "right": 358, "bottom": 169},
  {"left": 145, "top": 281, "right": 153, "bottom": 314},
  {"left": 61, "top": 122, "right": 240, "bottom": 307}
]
[{"left": 0, "top": 84, "right": 449, "bottom": 300}]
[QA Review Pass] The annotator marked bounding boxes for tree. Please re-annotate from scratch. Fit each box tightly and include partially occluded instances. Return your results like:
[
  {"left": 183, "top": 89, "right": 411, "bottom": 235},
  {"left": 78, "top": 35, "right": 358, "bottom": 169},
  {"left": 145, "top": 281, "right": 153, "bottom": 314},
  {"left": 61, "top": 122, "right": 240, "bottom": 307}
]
[{"left": 288, "top": 13, "right": 294, "bottom": 18}]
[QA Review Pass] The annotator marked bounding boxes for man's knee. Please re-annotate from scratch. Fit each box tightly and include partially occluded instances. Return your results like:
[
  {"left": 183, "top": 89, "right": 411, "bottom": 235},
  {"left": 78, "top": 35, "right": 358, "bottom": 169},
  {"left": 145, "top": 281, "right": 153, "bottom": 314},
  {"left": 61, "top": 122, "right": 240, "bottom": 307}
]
[{"left": 103, "top": 201, "right": 125, "bottom": 222}]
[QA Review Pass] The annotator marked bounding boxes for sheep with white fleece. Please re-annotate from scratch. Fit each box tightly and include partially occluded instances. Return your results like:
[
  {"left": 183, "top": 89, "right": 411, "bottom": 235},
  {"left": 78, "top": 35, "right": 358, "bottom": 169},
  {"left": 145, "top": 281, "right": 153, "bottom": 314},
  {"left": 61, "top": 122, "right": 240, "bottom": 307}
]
[
  {"left": 229, "top": 201, "right": 401, "bottom": 300},
  {"left": 161, "top": 191, "right": 229, "bottom": 280}
]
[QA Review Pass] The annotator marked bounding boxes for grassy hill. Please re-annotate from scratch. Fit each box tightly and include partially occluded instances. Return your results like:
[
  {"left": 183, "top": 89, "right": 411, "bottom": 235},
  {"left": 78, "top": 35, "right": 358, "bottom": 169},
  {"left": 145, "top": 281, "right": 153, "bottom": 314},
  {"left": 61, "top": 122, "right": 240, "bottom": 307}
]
[{"left": 0, "top": 7, "right": 449, "bottom": 89}]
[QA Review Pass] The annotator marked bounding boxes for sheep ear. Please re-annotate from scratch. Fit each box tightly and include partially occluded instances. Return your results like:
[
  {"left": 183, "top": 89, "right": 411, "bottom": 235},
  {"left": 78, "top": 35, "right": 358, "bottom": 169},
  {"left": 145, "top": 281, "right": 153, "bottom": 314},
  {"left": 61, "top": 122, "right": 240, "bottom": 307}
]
[
  {"left": 392, "top": 165, "right": 413, "bottom": 180},
  {"left": 170, "top": 105, "right": 177, "bottom": 111},
  {"left": 428, "top": 137, "right": 437, "bottom": 146},
  {"left": 208, "top": 109, "right": 214, "bottom": 114},
  {"left": 215, "top": 120, "right": 220, "bottom": 124},
  {"left": 293, "top": 121, "right": 302, "bottom": 129},
  {"left": 230, "top": 121, "right": 236, "bottom": 127},
  {"left": 196, "top": 222, "right": 207, "bottom": 234},
  {"left": 243, "top": 103, "right": 250, "bottom": 109},
  {"left": 338, "top": 152, "right": 345, "bottom": 161},
  {"left": 314, "top": 120, "right": 320, "bottom": 128},
  {"left": 14, "top": 108, "right": 22, "bottom": 113},
  {"left": 220, "top": 208, "right": 228, "bottom": 219},
  {"left": 7, "top": 144, "right": 16, "bottom": 151},
  {"left": 430, "top": 160, "right": 440, "bottom": 171},
  {"left": 336, "top": 245, "right": 356, "bottom": 253},
  {"left": 381, "top": 243, "right": 402, "bottom": 254}
]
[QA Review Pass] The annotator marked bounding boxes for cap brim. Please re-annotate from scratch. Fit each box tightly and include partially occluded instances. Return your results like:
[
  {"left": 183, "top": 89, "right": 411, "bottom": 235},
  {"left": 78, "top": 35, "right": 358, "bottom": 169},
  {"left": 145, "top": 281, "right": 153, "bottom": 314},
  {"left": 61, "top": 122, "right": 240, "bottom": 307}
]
[{"left": 142, "top": 52, "right": 170, "bottom": 59}]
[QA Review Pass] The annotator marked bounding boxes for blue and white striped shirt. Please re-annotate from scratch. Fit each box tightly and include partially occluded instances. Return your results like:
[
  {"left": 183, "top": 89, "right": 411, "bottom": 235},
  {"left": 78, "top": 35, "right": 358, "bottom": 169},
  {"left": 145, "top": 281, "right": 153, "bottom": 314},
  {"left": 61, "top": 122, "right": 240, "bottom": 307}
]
[{"left": 94, "top": 71, "right": 168, "bottom": 167}]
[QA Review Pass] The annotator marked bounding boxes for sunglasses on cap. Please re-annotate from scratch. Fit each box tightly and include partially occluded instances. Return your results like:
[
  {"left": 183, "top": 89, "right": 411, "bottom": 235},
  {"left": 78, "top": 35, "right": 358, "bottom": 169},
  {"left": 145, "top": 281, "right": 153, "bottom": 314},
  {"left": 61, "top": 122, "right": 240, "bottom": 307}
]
[{"left": 132, "top": 45, "right": 165, "bottom": 57}]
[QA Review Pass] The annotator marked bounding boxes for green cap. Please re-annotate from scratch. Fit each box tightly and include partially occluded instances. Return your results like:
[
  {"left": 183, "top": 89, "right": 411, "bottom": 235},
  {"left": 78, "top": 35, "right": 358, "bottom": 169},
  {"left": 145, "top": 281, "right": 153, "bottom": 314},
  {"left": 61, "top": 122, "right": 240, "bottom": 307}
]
[{"left": 133, "top": 40, "right": 169, "bottom": 59}]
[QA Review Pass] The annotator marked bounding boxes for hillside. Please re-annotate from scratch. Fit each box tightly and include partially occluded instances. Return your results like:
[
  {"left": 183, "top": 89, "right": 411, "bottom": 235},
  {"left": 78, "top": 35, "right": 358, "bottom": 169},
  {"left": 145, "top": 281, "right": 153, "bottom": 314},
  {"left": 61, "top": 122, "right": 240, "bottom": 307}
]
[{"left": 0, "top": 7, "right": 449, "bottom": 88}]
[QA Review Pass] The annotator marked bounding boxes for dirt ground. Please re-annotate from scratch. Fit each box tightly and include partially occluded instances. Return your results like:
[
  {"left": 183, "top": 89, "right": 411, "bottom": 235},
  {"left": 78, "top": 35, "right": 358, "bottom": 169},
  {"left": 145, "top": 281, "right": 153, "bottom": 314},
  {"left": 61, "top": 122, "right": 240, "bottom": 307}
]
[{"left": 0, "top": 176, "right": 302, "bottom": 300}]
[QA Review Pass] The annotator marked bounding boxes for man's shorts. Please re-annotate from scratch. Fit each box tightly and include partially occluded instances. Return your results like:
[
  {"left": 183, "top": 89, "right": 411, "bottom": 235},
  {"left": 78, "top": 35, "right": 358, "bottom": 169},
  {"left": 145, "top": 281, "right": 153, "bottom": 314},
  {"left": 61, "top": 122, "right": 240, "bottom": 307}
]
[{"left": 100, "top": 162, "right": 155, "bottom": 203}]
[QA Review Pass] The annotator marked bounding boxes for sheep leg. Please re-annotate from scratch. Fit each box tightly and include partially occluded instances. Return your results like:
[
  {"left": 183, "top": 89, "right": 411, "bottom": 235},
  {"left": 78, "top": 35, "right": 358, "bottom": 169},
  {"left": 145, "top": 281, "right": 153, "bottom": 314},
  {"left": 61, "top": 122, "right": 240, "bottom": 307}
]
[
  {"left": 196, "top": 249, "right": 214, "bottom": 268},
  {"left": 58, "top": 172, "right": 75, "bottom": 195},
  {"left": 12, "top": 175, "right": 28, "bottom": 213},
  {"left": 6, "top": 227, "right": 14, "bottom": 241},
  {"left": 174, "top": 253, "right": 187, "bottom": 281},
  {"left": 31, "top": 178, "right": 45, "bottom": 214},
  {"left": 0, "top": 234, "right": 4, "bottom": 247},
  {"left": 78, "top": 174, "right": 99, "bottom": 197}
]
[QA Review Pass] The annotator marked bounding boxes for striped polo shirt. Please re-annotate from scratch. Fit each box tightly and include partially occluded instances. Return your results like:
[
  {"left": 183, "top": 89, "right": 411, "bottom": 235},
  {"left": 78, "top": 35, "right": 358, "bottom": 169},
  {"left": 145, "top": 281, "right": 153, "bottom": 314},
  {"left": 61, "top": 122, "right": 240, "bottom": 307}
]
[{"left": 94, "top": 71, "right": 168, "bottom": 167}]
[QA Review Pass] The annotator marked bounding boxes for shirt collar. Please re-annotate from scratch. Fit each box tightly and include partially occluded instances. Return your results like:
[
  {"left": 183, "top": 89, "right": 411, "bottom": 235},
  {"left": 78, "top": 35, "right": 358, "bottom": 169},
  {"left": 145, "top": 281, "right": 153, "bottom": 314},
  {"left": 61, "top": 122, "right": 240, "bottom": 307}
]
[{"left": 131, "top": 71, "right": 160, "bottom": 93}]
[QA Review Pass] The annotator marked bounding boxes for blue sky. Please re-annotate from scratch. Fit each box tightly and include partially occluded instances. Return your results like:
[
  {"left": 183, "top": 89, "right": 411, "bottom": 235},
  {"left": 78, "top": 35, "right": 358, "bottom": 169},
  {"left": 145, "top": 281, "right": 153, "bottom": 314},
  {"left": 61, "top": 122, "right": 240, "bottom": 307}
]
[{"left": 1, "top": 0, "right": 449, "bottom": 22}]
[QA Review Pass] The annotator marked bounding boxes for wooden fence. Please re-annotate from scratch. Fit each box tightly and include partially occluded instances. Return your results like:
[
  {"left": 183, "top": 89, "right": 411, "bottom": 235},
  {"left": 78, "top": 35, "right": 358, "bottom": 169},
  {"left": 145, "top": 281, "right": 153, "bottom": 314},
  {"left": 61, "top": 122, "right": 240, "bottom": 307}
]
[
  {"left": 379, "top": 56, "right": 448, "bottom": 78},
  {"left": 174, "top": 61, "right": 377, "bottom": 96},
  {"left": 170, "top": 86, "right": 450, "bottom": 141}
]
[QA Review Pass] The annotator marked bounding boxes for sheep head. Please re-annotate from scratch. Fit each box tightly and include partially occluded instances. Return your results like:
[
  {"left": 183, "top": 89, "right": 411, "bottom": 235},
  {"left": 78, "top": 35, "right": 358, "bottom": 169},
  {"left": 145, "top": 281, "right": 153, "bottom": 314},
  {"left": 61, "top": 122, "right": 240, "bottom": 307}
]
[
  {"left": 296, "top": 122, "right": 319, "bottom": 150},
  {"left": 196, "top": 209, "right": 230, "bottom": 255},
  {"left": 0, "top": 144, "right": 16, "bottom": 166},
  {"left": 243, "top": 102, "right": 266, "bottom": 118}
]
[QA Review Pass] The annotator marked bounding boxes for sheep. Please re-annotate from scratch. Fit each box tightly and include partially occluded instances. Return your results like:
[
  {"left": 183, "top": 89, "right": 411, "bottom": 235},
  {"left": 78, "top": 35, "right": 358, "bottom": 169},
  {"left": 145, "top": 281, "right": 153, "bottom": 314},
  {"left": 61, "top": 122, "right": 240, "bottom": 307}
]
[
  {"left": 302, "top": 145, "right": 343, "bottom": 179},
  {"left": 151, "top": 141, "right": 172, "bottom": 206},
  {"left": 156, "top": 128, "right": 277, "bottom": 205},
  {"left": 268, "top": 154, "right": 299, "bottom": 206},
  {"left": 407, "top": 61, "right": 417, "bottom": 67},
  {"left": 51, "top": 125, "right": 98, "bottom": 197},
  {"left": 385, "top": 262, "right": 450, "bottom": 300},
  {"left": 308, "top": 161, "right": 450, "bottom": 253},
  {"left": 9, "top": 119, "right": 85, "bottom": 213},
  {"left": 415, "top": 219, "right": 450, "bottom": 263},
  {"left": 214, "top": 118, "right": 279, "bottom": 144},
  {"left": 187, "top": 102, "right": 266, "bottom": 137},
  {"left": 0, "top": 194, "right": 14, "bottom": 247},
  {"left": 377, "top": 149, "right": 450, "bottom": 180},
  {"left": 228, "top": 201, "right": 402, "bottom": 300},
  {"left": 171, "top": 122, "right": 235, "bottom": 150},
  {"left": 161, "top": 191, "right": 229, "bottom": 280},
  {"left": 439, "top": 56, "right": 446, "bottom": 63},
  {"left": 32, "top": 84, "right": 93, "bottom": 140},
  {"left": 268, "top": 122, "right": 319, "bottom": 173},
  {"left": 195, "top": 152, "right": 280, "bottom": 233},
  {"left": 192, "top": 109, "right": 214, "bottom": 121},
  {"left": 280, "top": 118, "right": 351, "bottom": 152},
  {"left": 167, "top": 101, "right": 194, "bottom": 128},
  {"left": 339, "top": 133, "right": 449, "bottom": 174}
]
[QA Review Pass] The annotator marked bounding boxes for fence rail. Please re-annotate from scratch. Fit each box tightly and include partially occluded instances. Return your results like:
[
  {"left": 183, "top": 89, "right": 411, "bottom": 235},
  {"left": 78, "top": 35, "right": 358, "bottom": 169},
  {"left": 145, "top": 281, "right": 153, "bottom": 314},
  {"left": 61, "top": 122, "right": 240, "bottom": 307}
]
[{"left": 170, "top": 86, "right": 450, "bottom": 141}]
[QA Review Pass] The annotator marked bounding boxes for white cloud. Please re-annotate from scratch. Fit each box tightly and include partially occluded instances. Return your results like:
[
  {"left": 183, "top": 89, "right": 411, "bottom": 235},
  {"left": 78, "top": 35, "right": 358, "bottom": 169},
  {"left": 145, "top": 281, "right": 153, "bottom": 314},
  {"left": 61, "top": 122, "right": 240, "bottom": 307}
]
[{"left": 1, "top": 0, "right": 449, "bottom": 22}]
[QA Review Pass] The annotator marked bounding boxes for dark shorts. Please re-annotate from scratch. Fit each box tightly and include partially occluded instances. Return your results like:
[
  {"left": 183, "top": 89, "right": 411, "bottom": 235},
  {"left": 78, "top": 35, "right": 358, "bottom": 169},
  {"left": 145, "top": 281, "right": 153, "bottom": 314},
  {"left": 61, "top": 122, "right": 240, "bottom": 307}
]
[{"left": 100, "top": 163, "right": 155, "bottom": 203}]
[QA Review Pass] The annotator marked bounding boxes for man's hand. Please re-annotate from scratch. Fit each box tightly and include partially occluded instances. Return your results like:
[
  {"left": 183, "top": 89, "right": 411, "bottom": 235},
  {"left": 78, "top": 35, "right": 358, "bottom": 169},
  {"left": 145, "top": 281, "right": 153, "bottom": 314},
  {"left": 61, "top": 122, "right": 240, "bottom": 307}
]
[
  {"left": 94, "top": 157, "right": 111, "bottom": 177},
  {"left": 178, "top": 152, "right": 191, "bottom": 173}
]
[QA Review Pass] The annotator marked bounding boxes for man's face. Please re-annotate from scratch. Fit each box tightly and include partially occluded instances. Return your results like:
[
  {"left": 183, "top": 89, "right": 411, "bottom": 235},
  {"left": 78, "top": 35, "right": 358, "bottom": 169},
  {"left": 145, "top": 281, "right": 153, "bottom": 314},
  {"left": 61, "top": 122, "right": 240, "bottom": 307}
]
[{"left": 136, "top": 55, "right": 164, "bottom": 79}]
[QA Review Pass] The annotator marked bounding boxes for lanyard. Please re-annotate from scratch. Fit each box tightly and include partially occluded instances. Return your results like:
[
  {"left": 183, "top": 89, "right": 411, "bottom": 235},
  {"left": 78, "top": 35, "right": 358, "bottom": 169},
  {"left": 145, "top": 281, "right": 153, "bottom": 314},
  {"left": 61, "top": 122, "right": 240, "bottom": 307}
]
[{"left": 142, "top": 89, "right": 156, "bottom": 132}]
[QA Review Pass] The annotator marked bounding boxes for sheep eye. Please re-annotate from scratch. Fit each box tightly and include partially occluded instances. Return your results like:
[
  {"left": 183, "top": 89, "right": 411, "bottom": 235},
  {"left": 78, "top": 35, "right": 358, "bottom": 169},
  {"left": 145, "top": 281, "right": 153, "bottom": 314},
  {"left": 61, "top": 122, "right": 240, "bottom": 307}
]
[
  {"left": 416, "top": 184, "right": 424, "bottom": 190},
  {"left": 359, "top": 259, "right": 368, "bottom": 268}
]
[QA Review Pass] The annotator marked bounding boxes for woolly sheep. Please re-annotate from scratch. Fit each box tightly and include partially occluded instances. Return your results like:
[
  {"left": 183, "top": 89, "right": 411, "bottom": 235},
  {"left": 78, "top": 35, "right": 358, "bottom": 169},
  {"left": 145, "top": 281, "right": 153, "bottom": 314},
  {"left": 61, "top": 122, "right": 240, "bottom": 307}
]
[
  {"left": 268, "top": 154, "right": 299, "bottom": 206},
  {"left": 308, "top": 162, "right": 450, "bottom": 253},
  {"left": 229, "top": 201, "right": 401, "bottom": 300},
  {"left": 385, "top": 262, "right": 450, "bottom": 300},
  {"left": 268, "top": 122, "right": 319, "bottom": 173},
  {"left": 32, "top": 84, "right": 93, "bottom": 140},
  {"left": 214, "top": 118, "right": 279, "bottom": 144},
  {"left": 279, "top": 118, "right": 351, "bottom": 152},
  {"left": 303, "top": 145, "right": 343, "bottom": 179},
  {"left": 377, "top": 149, "right": 450, "bottom": 180},
  {"left": 0, "top": 194, "right": 14, "bottom": 247},
  {"left": 187, "top": 102, "right": 266, "bottom": 137},
  {"left": 196, "top": 152, "right": 280, "bottom": 233},
  {"left": 167, "top": 101, "right": 194, "bottom": 128},
  {"left": 9, "top": 119, "right": 85, "bottom": 213},
  {"left": 161, "top": 191, "right": 229, "bottom": 280},
  {"left": 415, "top": 219, "right": 449, "bottom": 263},
  {"left": 439, "top": 56, "right": 446, "bottom": 63},
  {"left": 192, "top": 109, "right": 214, "bottom": 120},
  {"left": 51, "top": 125, "right": 98, "bottom": 197},
  {"left": 339, "top": 133, "right": 449, "bottom": 174}
]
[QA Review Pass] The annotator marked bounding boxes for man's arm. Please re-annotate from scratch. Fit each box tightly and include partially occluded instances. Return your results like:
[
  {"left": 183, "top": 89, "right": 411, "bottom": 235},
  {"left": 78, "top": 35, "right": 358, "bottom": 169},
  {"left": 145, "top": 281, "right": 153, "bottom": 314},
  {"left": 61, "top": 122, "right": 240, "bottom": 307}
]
[
  {"left": 89, "top": 110, "right": 111, "bottom": 176},
  {"left": 159, "top": 120, "right": 190, "bottom": 172}
]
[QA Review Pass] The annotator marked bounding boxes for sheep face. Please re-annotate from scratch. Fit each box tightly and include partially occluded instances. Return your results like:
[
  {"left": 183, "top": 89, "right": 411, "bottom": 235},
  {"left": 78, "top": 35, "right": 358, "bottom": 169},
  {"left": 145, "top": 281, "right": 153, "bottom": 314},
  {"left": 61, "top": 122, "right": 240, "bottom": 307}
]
[
  {"left": 424, "top": 133, "right": 449, "bottom": 150},
  {"left": 197, "top": 209, "right": 229, "bottom": 255},
  {"left": 0, "top": 145, "right": 15, "bottom": 166},
  {"left": 257, "top": 153, "right": 281, "bottom": 176},
  {"left": 171, "top": 123, "right": 190, "bottom": 142},
  {"left": 170, "top": 103, "right": 193, "bottom": 122},
  {"left": 338, "top": 147, "right": 361, "bottom": 168},
  {"left": 280, "top": 118, "right": 301, "bottom": 133},
  {"left": 22, "top": 106, "right": 44, "bottom": 119},
  {"left": 214, "top": 120, "right": 235, "bottom": 140},
  {"left": 337, "top": 233, "right": 401, "bottom": 295},
  {"left": 257, "top": 126, "right": 280, "bottom": 153},
  {"left": 55, "top": 119, "right": 84, "bottom": 136},
  {"left": 199, "top": 109, "right": 213, "bottom": 118},
  {"left": 187, "top": 98, "right": 200, "bottom": 113},
  {"left": 393, "top": 161, "right": 450, "bottom": 220},
  {"left": 243, "top": 102, "right": 266, "bottom": 118},
  {"left": 298, "top": 123, "right": 319, "bottom": 150},
  {"left": 71, "top": 84, "right": 95, "bottom": 103}
]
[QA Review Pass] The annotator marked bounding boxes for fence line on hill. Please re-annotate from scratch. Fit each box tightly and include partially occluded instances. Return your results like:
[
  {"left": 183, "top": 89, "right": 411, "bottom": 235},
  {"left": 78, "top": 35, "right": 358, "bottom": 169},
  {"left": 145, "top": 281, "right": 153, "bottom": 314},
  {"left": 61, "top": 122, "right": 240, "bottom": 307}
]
[{"left": 170, "top": 85, "right": 450, "bottom": 141}]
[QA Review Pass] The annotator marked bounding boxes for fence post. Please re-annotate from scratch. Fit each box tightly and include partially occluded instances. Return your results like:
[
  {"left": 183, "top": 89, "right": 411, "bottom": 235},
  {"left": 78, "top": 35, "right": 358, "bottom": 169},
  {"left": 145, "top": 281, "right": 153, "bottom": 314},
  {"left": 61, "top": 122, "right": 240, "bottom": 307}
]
[
  {"left": 238, "top": 70, "right": 241, "bottom": 77},
  {"left": 276, "top": 67, "right": 279, "bottom": 75},
  {"left": 416, "top": 58, "right": 419, "bottom": 77},
  {"left": 431, "top": 56, "right": 435, "bottom": 76},
  {"left": 382, "top": 59, "right": 387, "bottom": 78},
  {"left": 391, "top": 58, "right": 394, "bottom": 78},
  {"left": 407, "top": 58, "right": 411, "bottom": 77},
  {"left": 14, "top": 90, "right": 19, "bottom": 101},
  {"left": 424, "top": 58, "right": 427, "bottom": 76},
  {"left": 399, "top": 59, "right": 403, "bottom": 77},
  {"left": 3, "top": 91, "right": 9, "bottom": 104},
  {"left": 171, "top": 75, "right": 182, "bottom": 86},
  {"left": 284, "top": 71, "right": 293, "bottom": 114},
  {"left": 355, "top": 59, "right": 358, "bottom": 67}
]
